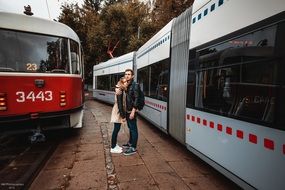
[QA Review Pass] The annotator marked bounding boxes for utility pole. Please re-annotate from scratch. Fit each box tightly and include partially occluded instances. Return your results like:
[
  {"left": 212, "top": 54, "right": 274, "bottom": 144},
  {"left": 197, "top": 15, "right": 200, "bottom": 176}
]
[{"left": 137, "top": 26, "right": 141, "bottom": 39}]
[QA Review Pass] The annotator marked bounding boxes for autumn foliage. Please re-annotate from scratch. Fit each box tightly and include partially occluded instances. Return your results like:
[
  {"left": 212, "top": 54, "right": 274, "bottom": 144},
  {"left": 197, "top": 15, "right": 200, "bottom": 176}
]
[{"left": 58, "top": 0, "right": 193, "bottom": 83}]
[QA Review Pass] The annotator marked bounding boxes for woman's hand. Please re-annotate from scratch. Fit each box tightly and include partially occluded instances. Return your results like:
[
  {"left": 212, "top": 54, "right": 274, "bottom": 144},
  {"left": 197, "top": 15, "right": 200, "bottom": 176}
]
[{"left": 115, "top": 88, "right": 122, "bottom": 95}]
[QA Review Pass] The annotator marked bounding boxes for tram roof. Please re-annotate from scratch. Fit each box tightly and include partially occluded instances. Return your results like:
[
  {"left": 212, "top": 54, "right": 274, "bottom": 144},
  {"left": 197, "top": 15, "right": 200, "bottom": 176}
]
[
  {"left": 93, "top": 52, "right": 135, "bottom": 70},
  {"left": 0, "top": 11, "right": 80, "bottom": 43},
  {"left": 192, "top": 0, "right": 210, "bottom": 14}
]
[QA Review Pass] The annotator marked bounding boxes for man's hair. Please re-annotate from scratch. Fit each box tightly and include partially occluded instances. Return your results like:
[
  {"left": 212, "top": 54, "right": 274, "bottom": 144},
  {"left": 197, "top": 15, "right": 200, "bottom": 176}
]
[{"left": 125, "top": 69, "right": 134, "bottom": 75}]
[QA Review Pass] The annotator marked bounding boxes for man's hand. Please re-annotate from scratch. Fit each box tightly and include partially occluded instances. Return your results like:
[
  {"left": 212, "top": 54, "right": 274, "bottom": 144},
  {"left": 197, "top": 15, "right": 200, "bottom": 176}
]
[
  {"left": 129, "top": 112, "right": 135, "bottom": 120},
  {"left": 129, "top": 108, "right": 136, "bottom": 120}
]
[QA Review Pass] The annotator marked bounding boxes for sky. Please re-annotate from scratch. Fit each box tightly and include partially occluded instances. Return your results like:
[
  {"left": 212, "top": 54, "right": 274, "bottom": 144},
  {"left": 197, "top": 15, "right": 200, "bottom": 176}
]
[{"left": 0, "top": 0, "right": 84, "bottom": 20}]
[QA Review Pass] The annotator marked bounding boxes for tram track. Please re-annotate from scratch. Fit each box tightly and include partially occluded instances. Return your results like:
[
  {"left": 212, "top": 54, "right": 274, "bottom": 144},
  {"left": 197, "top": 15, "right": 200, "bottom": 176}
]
[{"left": 0, "top": 131, "right": 62, "bottom": 190}]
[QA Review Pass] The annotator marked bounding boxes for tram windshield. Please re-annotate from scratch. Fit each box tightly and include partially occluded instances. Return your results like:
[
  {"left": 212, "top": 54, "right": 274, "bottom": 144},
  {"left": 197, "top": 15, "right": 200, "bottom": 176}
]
[{"left": 0, "top": 29, "right": 80, "bottom": 74}]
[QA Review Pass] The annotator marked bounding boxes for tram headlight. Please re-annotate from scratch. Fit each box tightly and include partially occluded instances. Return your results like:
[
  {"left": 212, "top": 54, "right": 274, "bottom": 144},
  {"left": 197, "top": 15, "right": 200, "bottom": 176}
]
[
  {"left": 0, "top": 93, "right": 7, "bottom": 111},
  {"left": 59, "top": 91, "right": 66, "bottom": 107}
]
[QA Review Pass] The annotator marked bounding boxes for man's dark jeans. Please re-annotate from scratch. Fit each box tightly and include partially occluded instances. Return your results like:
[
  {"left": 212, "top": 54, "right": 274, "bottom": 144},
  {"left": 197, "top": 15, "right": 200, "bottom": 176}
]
[{"left": 126, "top": 114, "right": 138, "bottom": 149}]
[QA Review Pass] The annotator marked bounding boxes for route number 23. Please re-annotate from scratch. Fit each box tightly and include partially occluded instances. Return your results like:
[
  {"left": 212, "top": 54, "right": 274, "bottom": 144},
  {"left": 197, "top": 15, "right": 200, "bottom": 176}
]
[{"left": 16, "top": 91, "right": 53, "bottom": 102}]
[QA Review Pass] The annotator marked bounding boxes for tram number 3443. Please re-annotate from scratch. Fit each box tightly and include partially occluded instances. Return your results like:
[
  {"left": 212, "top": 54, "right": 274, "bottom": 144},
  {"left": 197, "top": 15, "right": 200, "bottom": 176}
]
[{"left": 16, "top": 91, "right": 53, "bottom": 102}]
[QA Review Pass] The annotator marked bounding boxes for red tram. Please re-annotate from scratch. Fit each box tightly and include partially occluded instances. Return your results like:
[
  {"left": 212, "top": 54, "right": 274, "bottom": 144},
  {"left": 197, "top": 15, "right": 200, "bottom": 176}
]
[{"left": 0, "top": 12, "right": 84, "bottom": 132}]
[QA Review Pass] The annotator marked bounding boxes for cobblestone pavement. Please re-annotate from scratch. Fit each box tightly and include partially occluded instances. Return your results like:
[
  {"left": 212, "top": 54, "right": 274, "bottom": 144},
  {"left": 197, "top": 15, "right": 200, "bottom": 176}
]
[{"left": 30, "top": 98, "right": 241, "bottom": 190}]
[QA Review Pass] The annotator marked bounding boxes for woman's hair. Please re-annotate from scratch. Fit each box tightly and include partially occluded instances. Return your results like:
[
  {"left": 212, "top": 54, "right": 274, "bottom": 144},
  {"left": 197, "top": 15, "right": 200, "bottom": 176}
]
[{"left": 116, "top": 77, "right": 127, "bottom": 91}]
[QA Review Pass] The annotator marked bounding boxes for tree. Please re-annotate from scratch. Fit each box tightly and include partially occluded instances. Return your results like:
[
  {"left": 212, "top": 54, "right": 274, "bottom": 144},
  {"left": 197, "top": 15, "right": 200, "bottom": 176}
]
[
  {"left": 152, "top": 0, "right": 194, "bottom": 30},
  {"left": 57, "top": 0, "right": 193, "bottom": 84},
  {"left": 82, "top": 0, "right": 102, "bottom": 12}
]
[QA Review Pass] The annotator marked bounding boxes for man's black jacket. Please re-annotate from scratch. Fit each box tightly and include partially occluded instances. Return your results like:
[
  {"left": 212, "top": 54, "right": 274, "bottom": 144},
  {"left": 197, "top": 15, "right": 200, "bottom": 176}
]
[{"left": 126, "top": 80, "right": 139, "bottom": 112}]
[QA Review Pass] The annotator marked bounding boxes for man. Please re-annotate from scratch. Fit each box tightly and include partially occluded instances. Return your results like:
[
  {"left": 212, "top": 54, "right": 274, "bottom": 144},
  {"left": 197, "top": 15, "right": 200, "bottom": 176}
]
[{"left": 122, "top": 68, "right": 140, "bottom": 156}]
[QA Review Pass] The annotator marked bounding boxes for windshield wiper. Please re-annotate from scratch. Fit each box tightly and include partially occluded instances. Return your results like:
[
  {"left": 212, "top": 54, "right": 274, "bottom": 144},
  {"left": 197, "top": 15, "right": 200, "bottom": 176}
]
[{"left": 51, "top": 69, "right": 67, "bottom": 73}]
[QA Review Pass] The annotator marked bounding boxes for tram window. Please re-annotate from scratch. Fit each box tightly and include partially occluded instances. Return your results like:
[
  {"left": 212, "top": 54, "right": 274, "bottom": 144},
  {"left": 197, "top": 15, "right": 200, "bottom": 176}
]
[
  {"left": 138, "top": 67, "right": 150, "bottom": 97},
  {"left": 196, "top": 60, "right": 278, "bottom": 124},
  {"left": 278, "top": 84, "right": 285, "bottom": 129},
  {"left": 70, "top": 40, "right": 81, "bottom": 74},
  {"left": 198, "top": 14, "right": 202, "bottom": 20},
  {"left": 186, "top": 71, "right": 196, "bottom": 108},
  {"left": 0, "top": 29, "right": 69, "bottom": 73},
  {"left": 149, "top": 59, "right": 169, "bottom": 101},
  {"left": 195, "top": 23, "right": 281, "bottom": 126},
  {"left": 110, "top": 73, "right": 123, "bottom": 90},
  {"left": 232, "top": 61, "right": 278, "bottom": 122},
  {"left": 204, "top": 9, "right": 208, "bottom": 16},
  {"left": 210, "top": 4, "right": 215, "bottom": 12},
  {"left": 110, "top": 74, "right": 117, "bottom": 90},
  {"left": 97, "top": 75, "right": 110, "bottom": 91},
  {"left": 218, "top": 0, "right": 224, "bottom": 6}
]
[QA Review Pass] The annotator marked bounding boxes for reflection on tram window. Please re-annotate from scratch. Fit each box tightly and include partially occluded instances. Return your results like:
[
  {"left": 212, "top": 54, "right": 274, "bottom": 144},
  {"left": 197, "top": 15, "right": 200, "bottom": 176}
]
[
  {"left": 138, "top": 58, "right": 169, "bottom": 101},
  {"left": 0, "top": 29, "right": 73, "bottom": 73},
  {"left": 190, "top": 24, "right": 282, "bottom": 126},
  {"left": 138, "top": 67, "right": 150, "bottom": 96},
  {"left": 110, "top": 73, "right": 124, "bottom": 90},
  {"left": 70, "top": 40, "right": 81, "bottom": 74},
  {"left": 97, "top": 75, "right": 110, "bottom": 91},
  {"left": 186, "top": 71, "right": 196, "bottom": 108},
  {"left": 97, "top": 73, "right": 124, "bottom": 91},
  {"left": 197, "top": 61, "right": 278, "bottom": 123}
]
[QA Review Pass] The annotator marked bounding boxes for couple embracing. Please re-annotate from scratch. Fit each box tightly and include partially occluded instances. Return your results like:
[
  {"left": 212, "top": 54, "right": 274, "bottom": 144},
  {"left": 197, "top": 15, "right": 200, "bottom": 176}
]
[{"left": 110, "top": 69, "right": 139, "bottom": 156}]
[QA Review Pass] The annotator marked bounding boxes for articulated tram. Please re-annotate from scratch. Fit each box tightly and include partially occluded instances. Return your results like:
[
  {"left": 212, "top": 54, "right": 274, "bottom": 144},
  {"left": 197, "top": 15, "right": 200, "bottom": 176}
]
[
  {"left": 0, "top": 12, "right": 84, "bottom": 132},
  {"left": 93, "top": 52, "right": 135, "bottom": 104},
  {"left": 93, "top": 0, "right": 285, "bottom": 189}
]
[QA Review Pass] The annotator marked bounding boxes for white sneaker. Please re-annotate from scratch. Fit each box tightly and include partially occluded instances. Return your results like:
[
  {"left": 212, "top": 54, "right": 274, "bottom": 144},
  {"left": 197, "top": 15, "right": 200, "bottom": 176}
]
[
  {"left": 115, "top": 144, "right": 123, "bottom": 150},
  {"left": 110, "top": 145, "right": 122, "bottom": 153}
]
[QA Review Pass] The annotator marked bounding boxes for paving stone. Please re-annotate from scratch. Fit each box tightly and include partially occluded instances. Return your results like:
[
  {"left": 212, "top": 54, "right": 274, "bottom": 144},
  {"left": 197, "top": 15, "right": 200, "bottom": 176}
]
[
  {"left": 29, "top": 168, "right": 71, "bottom": 190},
  {"left": 80, "top": 134, "right": 102, "bottom": 144},
  {"left": 119, "top": 177, "right": 158, "bottom": 190},
  {"left": 45, "top": 154, "right": 76, "bottom": 170},
  {"left": 153, "top": 141, "right": 187, "bottom": 162},
  {"left": 168, "top": 159, "right": 209, "bottom": 178},
  {"left": 77, "top": 143, "right": 104, "bottom": 153},
  {"left": 68, "top": 170, "right": 107, "bottom": 190},
  {"left": 115, "top": 165, "right": 151, "bottom": 183},
  {"left": 71, "top": 159, "right": 106, "bottom": 173},
  {"left": 53, "top": 144, "right": 78, "bottom": 155},
  {"left": 139, "top": 145, "right": 162, "bottom": 159},
  {"left": 152, "top": 172, "right": 190, "bottom": 190},
  {"left": 143, "top": 157, "right": 174, "bottom": 174},
  {"left": 112, "top": 153, "right": 144, "bottom": 167},
  {"left": 75, "top": 149, "right": 105, "bottom": 161}
]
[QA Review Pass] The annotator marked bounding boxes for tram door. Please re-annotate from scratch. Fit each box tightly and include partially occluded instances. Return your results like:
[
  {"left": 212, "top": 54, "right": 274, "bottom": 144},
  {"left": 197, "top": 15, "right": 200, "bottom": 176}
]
[{"left": 168, "top": 8, "right": 192, "bottom": 144}]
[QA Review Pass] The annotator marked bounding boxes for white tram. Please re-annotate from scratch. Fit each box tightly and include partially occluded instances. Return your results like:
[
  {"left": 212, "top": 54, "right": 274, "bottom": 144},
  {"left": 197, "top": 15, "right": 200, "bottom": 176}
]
[
  {"left": 93, "top": 0, "right": 285, "bottom": 189},
  {"left": 93, "top": 52, "right": 135, "bottom": 104}
]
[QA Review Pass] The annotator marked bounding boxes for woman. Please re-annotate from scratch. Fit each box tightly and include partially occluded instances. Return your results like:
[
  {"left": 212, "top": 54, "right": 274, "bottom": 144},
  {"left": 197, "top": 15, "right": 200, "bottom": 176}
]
[{"left": 110, "top": 77, "right": 128, "bottom": 153}]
